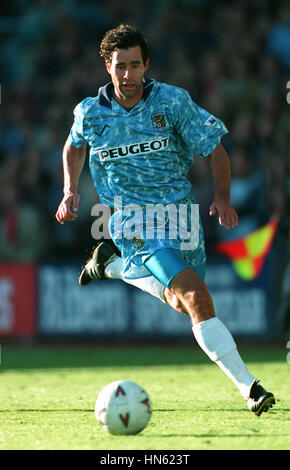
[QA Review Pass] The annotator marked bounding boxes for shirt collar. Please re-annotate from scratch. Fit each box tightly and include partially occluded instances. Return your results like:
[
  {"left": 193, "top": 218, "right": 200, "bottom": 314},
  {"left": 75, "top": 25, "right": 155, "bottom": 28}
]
[{"left": 98, "top": 77, "right": 155, "bottom": 110}]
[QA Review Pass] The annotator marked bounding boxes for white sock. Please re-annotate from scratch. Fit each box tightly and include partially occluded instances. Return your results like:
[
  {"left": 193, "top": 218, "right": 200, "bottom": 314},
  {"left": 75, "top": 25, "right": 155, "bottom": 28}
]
[
  {"left": 104, "top": 257, "right": 123, "bottom": 279},
  {"left": 192, "top": 317, "right": 255, "bottom": 399},
  {"left": 104, "top": 257, "right": 165, "bottom": 301}
]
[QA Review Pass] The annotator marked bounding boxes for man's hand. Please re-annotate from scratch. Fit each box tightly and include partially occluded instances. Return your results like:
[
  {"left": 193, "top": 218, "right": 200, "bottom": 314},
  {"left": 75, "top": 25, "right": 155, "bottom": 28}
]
[
  {"left": 55, "top": 138, "right": 86, "bottom": 224},
  {"left": 208, "top": 144, "right": 239, "bottom": 230},
  {"left": 55, "top": 191, "right": 80, "bottom": 224},
  {"left": 209, "top": 200, "right": 238, "bottom": 230}
]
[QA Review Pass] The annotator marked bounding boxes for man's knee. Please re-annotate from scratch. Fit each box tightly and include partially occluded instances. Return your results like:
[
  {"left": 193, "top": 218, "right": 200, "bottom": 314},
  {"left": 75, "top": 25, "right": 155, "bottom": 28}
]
[
  {"left": 183, "top": 285, "right": 214, "bottom": 312},
  {"left": 169, "top": 268, "right": 215, "bottom": 322},
  {"left": 164, "top": 288, "right": 188, "bottom": 315}
]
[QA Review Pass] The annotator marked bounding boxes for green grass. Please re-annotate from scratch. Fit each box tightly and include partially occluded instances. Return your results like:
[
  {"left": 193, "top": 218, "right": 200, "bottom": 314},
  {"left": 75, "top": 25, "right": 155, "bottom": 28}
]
[{"left": 0, "top": 345, "right": 289, "bottom": 450}]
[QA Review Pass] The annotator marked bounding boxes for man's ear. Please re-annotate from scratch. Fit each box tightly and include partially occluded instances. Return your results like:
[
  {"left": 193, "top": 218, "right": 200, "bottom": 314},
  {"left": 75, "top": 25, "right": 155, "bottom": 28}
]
[
  {"left": 144, "top": 58, "right": 150, "bottom": 72},
  {"left": 105, "top": 60, "right": 111, "bottom": 74}
]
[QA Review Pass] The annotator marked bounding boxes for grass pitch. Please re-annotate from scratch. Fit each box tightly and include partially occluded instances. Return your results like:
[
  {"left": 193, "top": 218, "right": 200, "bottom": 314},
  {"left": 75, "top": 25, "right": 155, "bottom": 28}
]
[{"left": 0, "top": 345, "right": 289, "bottom": 450}]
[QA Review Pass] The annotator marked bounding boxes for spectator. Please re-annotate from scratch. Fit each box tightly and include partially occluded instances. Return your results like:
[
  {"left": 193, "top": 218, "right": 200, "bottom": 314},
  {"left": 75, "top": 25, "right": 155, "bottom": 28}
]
[{"left": 0, "top": 165, "right": 49, "bottom": 261}]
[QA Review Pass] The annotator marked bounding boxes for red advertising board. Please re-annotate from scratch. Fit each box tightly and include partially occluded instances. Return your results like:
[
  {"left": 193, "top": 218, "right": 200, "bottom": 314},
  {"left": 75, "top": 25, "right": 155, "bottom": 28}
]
[{"left": 0, "top": 264, "right": 37, "bottom": 336}]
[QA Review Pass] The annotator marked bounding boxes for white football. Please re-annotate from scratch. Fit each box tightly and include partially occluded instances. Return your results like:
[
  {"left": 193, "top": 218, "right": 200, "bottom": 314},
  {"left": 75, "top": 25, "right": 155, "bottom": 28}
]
[{"left": 95, "top": 380, "right": 152, "bottom": 435}]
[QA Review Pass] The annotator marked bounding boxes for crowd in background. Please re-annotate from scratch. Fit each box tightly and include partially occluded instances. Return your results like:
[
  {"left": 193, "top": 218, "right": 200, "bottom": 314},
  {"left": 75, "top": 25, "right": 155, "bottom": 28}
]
[{"left": 0, "top": 0, "right": 289, "bottom": 262}]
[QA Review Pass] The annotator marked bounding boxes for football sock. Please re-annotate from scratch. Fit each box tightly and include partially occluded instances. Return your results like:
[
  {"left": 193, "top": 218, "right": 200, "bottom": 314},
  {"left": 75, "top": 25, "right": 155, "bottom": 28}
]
[
  {"left": 104, "top": 257, "right": 165, "bottom": 301},
  {"left": 192, "top": 317, "right": 255, "bottom": 399},
  {"left": 104, "top": 257, "right": 123, "bottom": 279}
]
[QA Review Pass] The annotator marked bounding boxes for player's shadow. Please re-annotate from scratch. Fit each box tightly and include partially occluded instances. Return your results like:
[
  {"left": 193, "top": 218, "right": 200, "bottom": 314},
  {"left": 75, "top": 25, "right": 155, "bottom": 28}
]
[
  {"left": 151, "top": 409, "right": 176, "bottom": 412},
  {"left": 0, "top": 408, "right": 177, "bottom": 413},
  {"left": 154, "top": 432, "right": 289, "bottom": 438},
  {"left": 157, "top": 407, "right": 290, "bottom": 414},
  {"left": 194, "top": 407, "right": 288, "bottom": 413},
  {"left": 1, "top": 407, "right": 288, "bottom": 413}
]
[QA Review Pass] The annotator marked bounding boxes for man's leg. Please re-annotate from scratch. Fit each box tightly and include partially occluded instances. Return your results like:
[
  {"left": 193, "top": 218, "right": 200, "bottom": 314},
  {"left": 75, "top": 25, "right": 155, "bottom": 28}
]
[
  {"left": 79, "top": 243, "right": 275, "bottom": 415},
  {"left": 106, "top": 255, "right": 166, "bottom": 300},
  {"left": 164, "top": 268, "right": 256, "bottom": 398},
  {"left": 79, "top": 242, "right": 166, "bottom": 301},
  {"left": 145, "top": 250, "right": 275, "bottom": 415}
]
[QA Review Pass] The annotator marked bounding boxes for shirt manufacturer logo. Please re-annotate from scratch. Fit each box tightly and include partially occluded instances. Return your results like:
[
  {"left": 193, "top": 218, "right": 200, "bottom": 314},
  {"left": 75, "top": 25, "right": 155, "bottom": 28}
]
[{"left": 94, "top": 124, "right": 110, "bottom": 137}]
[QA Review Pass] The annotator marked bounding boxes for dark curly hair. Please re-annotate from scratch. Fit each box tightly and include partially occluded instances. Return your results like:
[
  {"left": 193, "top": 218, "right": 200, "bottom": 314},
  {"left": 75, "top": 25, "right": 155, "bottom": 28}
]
[{"left": 100, "top": 24, "right": 150, "bottom": 64}]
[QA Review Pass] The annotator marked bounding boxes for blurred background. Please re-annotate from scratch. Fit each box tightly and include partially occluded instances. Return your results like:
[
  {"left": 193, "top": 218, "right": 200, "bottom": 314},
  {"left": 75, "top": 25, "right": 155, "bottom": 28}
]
[{"left": 0, "top": 0, "right": 289, "bottom": 341}]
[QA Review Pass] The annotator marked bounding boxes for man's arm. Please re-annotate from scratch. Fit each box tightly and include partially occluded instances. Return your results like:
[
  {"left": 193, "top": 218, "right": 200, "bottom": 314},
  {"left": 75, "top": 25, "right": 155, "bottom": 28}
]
[
  {"left": 208, "top": 144, "right": 238, "bottom": 230},
  {"left": 55, "top": 137, "right": 87, "bottom": 224}
]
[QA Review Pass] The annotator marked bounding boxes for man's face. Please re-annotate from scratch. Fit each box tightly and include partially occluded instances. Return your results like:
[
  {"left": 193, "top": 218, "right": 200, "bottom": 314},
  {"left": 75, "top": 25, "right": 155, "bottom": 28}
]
[{"left": 106, "top": 46, "right": 149, "bottom": 108}]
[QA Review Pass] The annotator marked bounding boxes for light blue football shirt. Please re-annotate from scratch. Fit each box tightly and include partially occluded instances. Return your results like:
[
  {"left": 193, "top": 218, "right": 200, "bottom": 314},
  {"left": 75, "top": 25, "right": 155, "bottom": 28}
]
[
  {"left": 69, "top": 78, "right": 228, "bottom": 207},
  {"left": 69, "top": 78, "right": 228, "bottom": 279}
]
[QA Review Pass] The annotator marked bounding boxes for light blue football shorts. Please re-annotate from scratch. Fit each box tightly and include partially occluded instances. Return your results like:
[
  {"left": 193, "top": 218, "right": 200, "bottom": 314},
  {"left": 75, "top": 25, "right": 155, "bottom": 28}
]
[
  {"left": 144, "top": 248, "right": 206, "bottom": 287},
  {"left": 109, "top": 193, "right": 207, "bottom": 287}
]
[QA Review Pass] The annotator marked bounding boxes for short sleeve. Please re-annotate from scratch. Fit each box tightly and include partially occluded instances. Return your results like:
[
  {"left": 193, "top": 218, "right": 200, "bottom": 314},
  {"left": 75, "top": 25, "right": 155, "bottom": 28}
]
[
  {"left": 173, "top": 89, "right": 228, "bottom": 157},
  {"left": 69, "top": 101, "right": 88, "bottom": 148}
]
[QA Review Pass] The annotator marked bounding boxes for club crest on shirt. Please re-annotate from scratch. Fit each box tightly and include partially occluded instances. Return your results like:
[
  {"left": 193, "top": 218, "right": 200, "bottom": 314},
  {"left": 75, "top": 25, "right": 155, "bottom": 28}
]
[
  {"left": 131, "top": 235, "right": 145, "bottom": 251},
  {"left": 151, "top": 113, "right": 167, "bottom": 131}
]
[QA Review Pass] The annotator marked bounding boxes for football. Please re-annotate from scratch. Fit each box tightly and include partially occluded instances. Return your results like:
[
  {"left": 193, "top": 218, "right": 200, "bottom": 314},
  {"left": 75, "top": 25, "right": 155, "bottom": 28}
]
[{"left": 95, "top": 380, "right": 152, "bottom": 435}]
